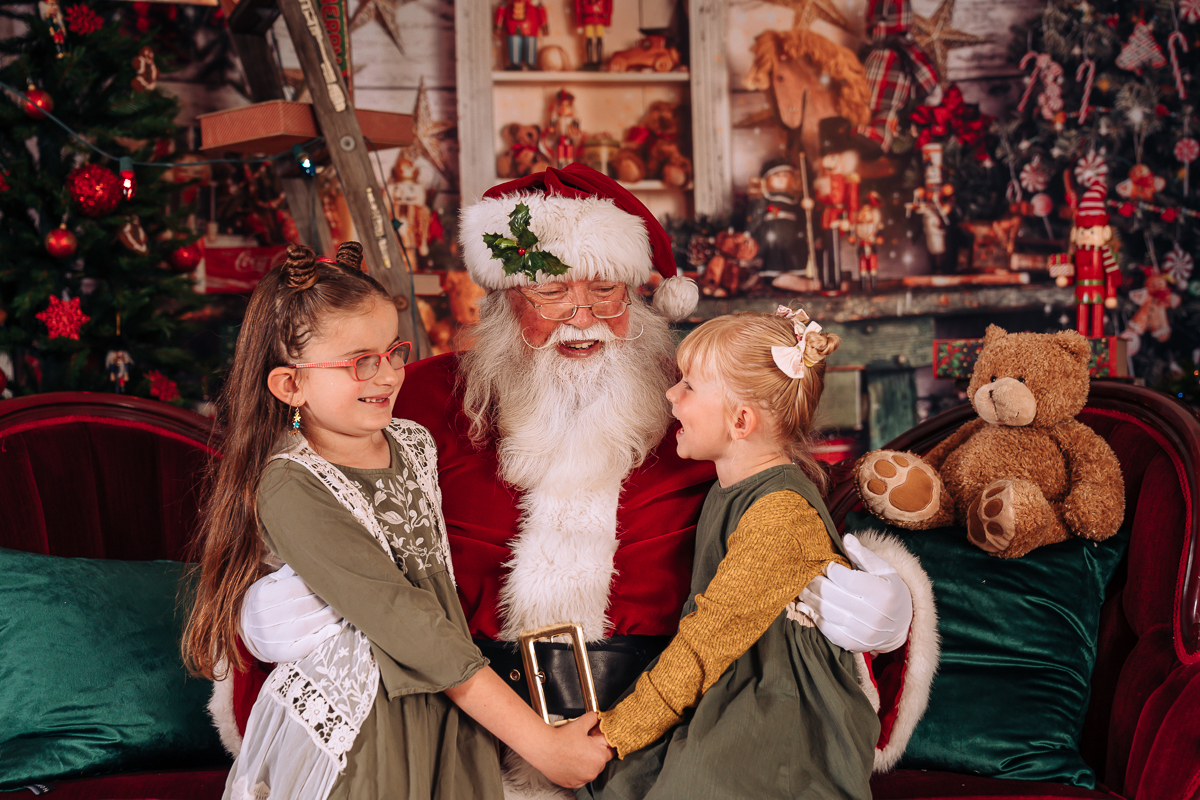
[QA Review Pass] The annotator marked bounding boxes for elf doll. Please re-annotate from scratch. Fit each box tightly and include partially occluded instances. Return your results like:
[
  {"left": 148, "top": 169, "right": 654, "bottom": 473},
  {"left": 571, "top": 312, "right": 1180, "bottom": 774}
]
[{"left": 1050, "top": 183, "right": 1121, "bottom": 337}]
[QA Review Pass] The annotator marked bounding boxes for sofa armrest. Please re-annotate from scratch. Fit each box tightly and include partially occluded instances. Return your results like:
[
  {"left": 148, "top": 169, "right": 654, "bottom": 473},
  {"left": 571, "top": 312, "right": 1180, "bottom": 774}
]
[{"left": 1123, "top": 660, "right": 1200, "bottom": 800}]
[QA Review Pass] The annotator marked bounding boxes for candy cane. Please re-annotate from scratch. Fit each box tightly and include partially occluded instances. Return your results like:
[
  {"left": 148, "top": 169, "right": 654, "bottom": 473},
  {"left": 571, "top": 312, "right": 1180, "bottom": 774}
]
[
  {"left": 1017, "top": 52, "right": 1043, "bottom": 113},
  {"left": 1169, "top": 31, "right": 1188, "bottom": 100},
  {"left": 1076, "top": 58, "right": 1096, "bottom": 122}
]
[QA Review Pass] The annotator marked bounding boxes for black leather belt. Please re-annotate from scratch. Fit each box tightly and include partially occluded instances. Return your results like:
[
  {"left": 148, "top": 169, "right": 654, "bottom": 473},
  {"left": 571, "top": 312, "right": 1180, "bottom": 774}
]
[{"left": 475, "top": 635, "right": 670, "bottom": 717}]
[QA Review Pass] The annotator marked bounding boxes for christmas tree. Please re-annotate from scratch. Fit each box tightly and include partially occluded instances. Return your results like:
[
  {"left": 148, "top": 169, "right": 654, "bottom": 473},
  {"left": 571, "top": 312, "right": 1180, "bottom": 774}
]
[
  {"left": 993, "top": 0, "right": 1200, "bottom": 398},
  {"left": 0, "top": 0, "right": 206, "bottom": 402}
]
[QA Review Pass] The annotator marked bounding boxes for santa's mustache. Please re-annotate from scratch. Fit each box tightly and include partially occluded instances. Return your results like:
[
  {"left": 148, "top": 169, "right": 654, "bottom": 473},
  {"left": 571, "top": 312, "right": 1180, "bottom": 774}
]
[{"left": 520, "top": 321, "right": 643, "bottom": 350}]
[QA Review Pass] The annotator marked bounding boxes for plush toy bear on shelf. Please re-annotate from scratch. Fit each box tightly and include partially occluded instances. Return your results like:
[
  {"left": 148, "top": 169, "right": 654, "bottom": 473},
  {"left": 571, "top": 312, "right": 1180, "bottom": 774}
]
[{"left": 854, "top": 326, "right": 1126, "bottom": 558}]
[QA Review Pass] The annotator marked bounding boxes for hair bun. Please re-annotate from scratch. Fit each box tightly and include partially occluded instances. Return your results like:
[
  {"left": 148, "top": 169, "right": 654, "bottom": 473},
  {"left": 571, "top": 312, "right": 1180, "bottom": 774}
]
[
  {"left": 804, "top": 331, "right": 841, "bottom": 364},
  {"left": 336, "top": 241, "right": 365, "bottom": 273},
  {"left": 281, "top": 244, "right": 319, "bottom": 291}
]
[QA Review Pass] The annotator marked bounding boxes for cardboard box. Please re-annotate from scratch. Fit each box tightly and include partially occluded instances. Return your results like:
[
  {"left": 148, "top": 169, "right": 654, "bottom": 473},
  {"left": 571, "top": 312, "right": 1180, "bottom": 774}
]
[
  {"left": 198, "top": 100, "right": 414, "bottom": 155},
  {"left": 933, "top": 335, "right": 1129, "bottom": 380}
]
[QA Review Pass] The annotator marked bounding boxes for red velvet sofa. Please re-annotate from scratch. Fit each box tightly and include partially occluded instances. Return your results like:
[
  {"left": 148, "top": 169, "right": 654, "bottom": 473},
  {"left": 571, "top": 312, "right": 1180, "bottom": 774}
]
[
  {"left": 0, "top": 392, "right": 229, "bottom": 798},
  {"left": 2, "top": 382, "right": 1197, "bottom": 799}
]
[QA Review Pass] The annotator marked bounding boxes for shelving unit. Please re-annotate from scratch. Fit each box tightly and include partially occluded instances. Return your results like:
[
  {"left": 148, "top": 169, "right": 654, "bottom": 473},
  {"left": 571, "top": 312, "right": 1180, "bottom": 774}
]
[{"left": 455, "top": 0, "right": 732, "bottom": 218}]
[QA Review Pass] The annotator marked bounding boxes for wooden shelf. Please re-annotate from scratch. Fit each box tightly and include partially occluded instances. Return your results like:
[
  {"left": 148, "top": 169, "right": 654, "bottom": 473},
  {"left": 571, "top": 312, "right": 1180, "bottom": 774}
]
[
  {"left": 492, "top": 70, "right": 690, "bottom": 84},
  {"left": 688, "top": 282, "right": 1076, "bottom": 324}
]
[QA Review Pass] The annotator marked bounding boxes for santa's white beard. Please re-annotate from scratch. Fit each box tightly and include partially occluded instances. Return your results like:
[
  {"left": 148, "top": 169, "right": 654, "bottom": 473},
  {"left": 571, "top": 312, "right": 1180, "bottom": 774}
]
[{"left": 459, "top": 293, "right": 676, "bottom": 641}]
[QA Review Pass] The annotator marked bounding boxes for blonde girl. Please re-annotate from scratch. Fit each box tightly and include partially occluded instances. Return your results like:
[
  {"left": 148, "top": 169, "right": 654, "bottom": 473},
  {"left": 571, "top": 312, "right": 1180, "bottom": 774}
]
[
  {"left": 581, "top": 307, "right": 879, "bottom": 800},
  {"left": 183, "top": 243, "right": 610, "bottom": 800}
]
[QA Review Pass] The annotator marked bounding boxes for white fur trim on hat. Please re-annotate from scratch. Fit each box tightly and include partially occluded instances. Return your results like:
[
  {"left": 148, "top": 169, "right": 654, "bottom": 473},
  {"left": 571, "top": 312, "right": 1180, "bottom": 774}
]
[
  {"left": 460, "top": 193, "right": 653, "bottom": 290},
  {"left": 653, "top": 274, "right": 699, "bottom": 322}
]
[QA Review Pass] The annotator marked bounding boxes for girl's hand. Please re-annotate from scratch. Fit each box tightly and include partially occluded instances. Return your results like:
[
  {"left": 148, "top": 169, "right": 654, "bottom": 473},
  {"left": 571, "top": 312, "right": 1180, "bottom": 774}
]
[{"left": 530, "top": 712, "right": 614, "bottom": 789}]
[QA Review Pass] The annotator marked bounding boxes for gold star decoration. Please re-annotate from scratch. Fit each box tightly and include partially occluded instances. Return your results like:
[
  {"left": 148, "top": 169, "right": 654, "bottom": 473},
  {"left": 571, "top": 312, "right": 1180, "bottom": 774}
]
[
  {"left": 759, "top": 0, "right": 854, "bottom": 34},
  {"left": 404, "top": 77, "right": 457, "bottom": 188},
  {"left": 912, "top": 0, "right": 991, "bottom": 85},
  {"left": 349, "top": 0, "right": 418, "bottom": 54}
]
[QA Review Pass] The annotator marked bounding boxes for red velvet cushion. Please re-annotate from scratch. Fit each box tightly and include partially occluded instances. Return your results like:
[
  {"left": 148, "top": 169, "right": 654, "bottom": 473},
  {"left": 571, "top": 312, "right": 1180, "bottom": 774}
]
[{"left": 9, "top": 768, "right": 228, "bottom": 798}]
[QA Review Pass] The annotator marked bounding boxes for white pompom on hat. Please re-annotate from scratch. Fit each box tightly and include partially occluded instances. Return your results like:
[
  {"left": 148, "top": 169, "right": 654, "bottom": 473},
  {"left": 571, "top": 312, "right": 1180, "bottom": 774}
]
[{"left": 459, "top": 164, "right": 698, "bottom": 321}]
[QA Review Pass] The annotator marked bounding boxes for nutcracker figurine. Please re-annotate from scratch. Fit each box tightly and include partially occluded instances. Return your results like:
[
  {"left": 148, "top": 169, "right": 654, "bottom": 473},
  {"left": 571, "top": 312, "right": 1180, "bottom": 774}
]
[
  {"left": 1049, "top": 183, "right": 1121, "bottom": 338},
  {"left": 747, "top": 158, "right": 809, "bottom": 276},
  {"left": 495, "top": 0, "right": 549, "bottom": 71},
  {"left": 812, "top": 117, "right": 879, "bottom": 291},
  {"left": 543, "top": 89, "right": 583, "bottom": 168},
  {"left": 852, "top": 191, "right": 885, "bottom": 291},
  {"left": 904, "top": 142, "right": 955, "bottom": 270},
  {"left": 574, "top": 0, "right": 613, "bottom": 70}
]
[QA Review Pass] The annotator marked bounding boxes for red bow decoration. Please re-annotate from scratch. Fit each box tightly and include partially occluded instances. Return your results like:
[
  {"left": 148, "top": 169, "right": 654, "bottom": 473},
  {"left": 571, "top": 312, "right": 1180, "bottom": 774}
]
[{"left": 909, "top": 85, "right": 991, "bottom": 155}]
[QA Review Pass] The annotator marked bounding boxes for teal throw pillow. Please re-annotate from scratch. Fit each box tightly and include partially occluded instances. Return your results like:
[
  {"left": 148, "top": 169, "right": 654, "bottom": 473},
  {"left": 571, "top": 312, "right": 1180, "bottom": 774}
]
[
  {"left": 0, "top": 548, "right": 228, "bottom": 789},
  {"left": 844, "top": 512, "right": 1128, "bottom": 789}
]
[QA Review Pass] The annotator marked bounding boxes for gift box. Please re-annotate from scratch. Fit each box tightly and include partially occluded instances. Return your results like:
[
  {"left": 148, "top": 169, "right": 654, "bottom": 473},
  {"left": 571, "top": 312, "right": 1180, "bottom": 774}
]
[
  {"left": 933, "top": 336, "right": 1129, "bottom": 380},
  {"left": 198, "top": 100, "right": 413, "bottom": 155}
]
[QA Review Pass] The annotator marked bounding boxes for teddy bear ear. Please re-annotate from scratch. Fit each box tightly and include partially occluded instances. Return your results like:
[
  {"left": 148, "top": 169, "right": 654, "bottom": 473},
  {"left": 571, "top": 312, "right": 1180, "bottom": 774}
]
[
  {"left": 982, "top": 324, "right": 1008, "bottom": 345},
  {"left": 1054, "top": 329, "right": 1091, "bottom": 365}
]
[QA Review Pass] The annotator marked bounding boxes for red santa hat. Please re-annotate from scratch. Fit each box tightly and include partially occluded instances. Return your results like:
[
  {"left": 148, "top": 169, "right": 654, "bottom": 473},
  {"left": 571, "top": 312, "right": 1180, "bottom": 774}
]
[
  {"left": 1076, "top": 183, "right": 1110, "bottom": 228},
  {"left": 459, "top": 163, "right": 699, "bottom": 321}
]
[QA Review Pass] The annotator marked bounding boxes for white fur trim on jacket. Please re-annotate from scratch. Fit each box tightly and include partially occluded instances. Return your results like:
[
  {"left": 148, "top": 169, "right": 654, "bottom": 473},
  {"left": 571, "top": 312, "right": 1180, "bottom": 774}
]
[
  {"left": 855, "top": 528, "right": 940, "bottom": 773},
  {"left": 497, "top": 485, "right": 621, "bottom": 642},
  {"left": 460, "top": 193, "right": 653, "bottom": 290},
  {"left": 209, "top": 659, "right": 243, "bottom": 758}
]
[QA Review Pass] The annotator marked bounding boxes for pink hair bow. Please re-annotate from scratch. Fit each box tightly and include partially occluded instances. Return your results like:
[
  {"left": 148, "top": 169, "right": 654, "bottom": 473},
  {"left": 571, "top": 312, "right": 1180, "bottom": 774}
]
[{"left": 772, "top": 306, "right": 821, "bottom": 379}]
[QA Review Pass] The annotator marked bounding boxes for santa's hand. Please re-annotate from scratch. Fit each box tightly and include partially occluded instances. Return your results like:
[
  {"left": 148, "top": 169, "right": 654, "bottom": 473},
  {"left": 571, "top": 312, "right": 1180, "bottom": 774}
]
[
  {"left": 795, "top": 534, "right": 913, "bottom": 654},
  {"left": 240, "top": 565, "right": 343, "bottom": 663}
]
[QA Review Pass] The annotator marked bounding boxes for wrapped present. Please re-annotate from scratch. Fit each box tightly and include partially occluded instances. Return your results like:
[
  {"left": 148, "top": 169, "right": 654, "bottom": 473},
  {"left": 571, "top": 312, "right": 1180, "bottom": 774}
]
[{"left": 933, "top": 336, "right": 1128, "bottom": 379}]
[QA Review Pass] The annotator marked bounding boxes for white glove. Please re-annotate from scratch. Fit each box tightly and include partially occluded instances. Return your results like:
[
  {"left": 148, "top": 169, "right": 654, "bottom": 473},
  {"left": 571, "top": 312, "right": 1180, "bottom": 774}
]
[
  {"left": 239, "top": 565, "right": 343, "bottom": 664},
  {"left": 794, "top": 534, "right": 914, "bottom": 654}
]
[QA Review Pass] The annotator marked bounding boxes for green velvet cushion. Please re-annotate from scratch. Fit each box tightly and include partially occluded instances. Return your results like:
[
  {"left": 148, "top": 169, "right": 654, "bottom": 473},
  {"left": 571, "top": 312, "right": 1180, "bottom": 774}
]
[
  {"left": 0, "top": 548, "right": 227, "bottom": 789},
  {"left": 845, "top": 513, "right": 1128, "bottom": 788}
]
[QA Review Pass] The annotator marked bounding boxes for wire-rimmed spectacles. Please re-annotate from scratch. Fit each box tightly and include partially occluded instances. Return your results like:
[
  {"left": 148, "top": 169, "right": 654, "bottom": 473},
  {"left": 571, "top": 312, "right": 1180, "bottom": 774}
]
[
  {"left": 289, "top": 341, "right": 412, "bottom": 381},
  {"left": 519, "top": 291, "right": 632, "bottom": 322}
]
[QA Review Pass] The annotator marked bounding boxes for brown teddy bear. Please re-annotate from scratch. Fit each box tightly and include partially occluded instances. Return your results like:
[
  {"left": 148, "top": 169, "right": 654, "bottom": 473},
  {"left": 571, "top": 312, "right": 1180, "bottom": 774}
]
[
  {"left": 855, "top": 325, "right": 1125, "bottom": 558},
  {"left": 700, "top": 229, "right": 762, "bottom": 298},
  {"left": 497, "top": 123, "right": 550, "bottom": 178},
  {"left": 610, "top": 101, "right": 689, "bottom": 184}
]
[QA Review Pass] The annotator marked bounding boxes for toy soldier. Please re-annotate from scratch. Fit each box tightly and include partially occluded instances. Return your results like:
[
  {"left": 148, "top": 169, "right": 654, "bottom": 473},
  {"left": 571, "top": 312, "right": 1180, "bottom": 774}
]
[
  {"left": 813, "top": 117, "right": 881, "bottom": 291},
  {"left": 544, "top": 89, "right": 583, "bottom": 168},
  {"left": 575, "top": 0, "right": 613, "bottom": 70},
  {"left": 853, "top": 191, "right": 885, "bottom": 291},
  {"left": 495, "top": 0, "right": 549, "bottom": 71},
  {"left": 1050, "top": 183, "right": 1122, "bottom": 337}
]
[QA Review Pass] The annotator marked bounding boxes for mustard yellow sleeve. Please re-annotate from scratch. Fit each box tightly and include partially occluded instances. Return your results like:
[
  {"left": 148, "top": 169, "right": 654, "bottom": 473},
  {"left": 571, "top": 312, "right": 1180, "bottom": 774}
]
[{"left": 598, "top": 490, "right": 850, "bottom": 757}]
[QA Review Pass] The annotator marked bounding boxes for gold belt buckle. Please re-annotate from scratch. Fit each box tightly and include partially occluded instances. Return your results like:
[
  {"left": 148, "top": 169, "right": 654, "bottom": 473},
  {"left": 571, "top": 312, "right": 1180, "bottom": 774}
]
[{"left": 517, "top": 623, "right": 599, "bottom": 725}]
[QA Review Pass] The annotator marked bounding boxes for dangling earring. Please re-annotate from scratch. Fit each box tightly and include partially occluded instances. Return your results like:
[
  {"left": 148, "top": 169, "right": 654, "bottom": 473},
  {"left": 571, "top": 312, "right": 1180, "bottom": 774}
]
[{"left": 290, "top": 407, "right": 301, "bottom": 433}]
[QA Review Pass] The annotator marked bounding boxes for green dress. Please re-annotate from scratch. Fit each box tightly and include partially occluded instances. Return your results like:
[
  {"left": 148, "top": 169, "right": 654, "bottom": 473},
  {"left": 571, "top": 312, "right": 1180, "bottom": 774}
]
[
  {"left": 246, "top": 425, "right": 503, "bottom": 800},
  {"left": 580, "top": 465, "right": 879, "bottom": 800}
]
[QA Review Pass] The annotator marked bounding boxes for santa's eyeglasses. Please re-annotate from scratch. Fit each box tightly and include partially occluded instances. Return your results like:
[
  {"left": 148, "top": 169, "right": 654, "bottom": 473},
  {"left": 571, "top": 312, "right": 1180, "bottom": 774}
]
[{"left": 518, "top": 290, "right": 632, "bottom": 322}]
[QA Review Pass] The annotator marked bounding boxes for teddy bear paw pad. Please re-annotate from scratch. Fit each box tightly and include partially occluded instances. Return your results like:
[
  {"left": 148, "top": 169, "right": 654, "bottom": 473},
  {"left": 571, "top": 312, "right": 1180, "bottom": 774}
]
[
  {"left": 860, "top": 451, "right": 939, "bottom": 519},
  {"left": 967, "top": 481, "right": 1017, "bottom": 554}
]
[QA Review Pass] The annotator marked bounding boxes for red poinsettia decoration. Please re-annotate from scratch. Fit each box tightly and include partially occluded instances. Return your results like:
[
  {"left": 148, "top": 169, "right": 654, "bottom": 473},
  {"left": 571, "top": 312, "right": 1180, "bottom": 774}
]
[
  {"left": 146, "top": 370, "right": 179, "bottom": 402},
  {"left": 36, "top": 295, "right": 90, "bottom": 340},
  {"left": 909, "top": 84, "right": 992, "bottom": 157},
  {"left": 65, "top": 4, "right": 103, "bottom": 34}
]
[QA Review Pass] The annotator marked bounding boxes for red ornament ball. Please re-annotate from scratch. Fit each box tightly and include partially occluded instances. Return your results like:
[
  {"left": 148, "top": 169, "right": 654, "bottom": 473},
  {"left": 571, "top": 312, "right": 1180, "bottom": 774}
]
[
  {"left": 67, "top": 165, "right": 122, "bottom": 217},
  {"left": 45, "top": 225, "right": 78, "bottom": 258},
  {"left": 168, "top": 242, "right": 203, "bottom": 272},
  {"left": 23, "top": 88, "right": 54, "bottom": 120}
]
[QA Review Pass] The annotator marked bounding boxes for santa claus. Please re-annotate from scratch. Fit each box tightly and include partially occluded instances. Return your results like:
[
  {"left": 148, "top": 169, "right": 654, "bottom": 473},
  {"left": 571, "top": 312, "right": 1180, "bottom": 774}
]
[{"left": 220, "top": 164, "right": 936, "bottom": 798}]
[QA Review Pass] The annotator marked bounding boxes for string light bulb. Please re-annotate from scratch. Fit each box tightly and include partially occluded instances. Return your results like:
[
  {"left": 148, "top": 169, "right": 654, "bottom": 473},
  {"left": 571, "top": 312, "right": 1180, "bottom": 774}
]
[
  {"left": 118, "top": 156, "right": 135, "bottom": 201},
  {"left": 292, "top": 144, "right": 315, "bottom": 177}
]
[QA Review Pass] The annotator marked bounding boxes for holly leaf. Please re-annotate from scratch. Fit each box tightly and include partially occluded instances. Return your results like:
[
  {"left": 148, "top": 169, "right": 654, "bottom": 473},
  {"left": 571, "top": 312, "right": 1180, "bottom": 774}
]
[
  {"left": 527, "top": 250, "right": 568, "bottom": 276},
  {"left": 508, "top": 203, "right": 532, "bottom": 237}
]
